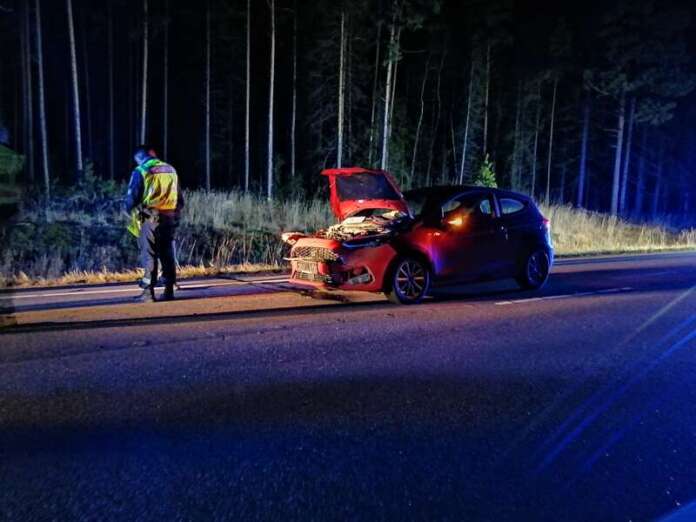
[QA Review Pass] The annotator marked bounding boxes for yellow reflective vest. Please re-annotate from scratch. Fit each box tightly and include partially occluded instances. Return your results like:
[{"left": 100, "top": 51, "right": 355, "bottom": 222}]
[{"left": 136, "top": 158, "right": 179, "bottom": 211}]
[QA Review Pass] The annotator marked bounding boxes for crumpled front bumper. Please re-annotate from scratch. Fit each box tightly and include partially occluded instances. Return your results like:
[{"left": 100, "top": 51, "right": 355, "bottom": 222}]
[{"left": 287, "top": 239, "right": 398, "bottom": 293}]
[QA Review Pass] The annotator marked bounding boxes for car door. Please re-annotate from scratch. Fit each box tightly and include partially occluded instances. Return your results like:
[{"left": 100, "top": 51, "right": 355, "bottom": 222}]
[
  {"left": 433, "top": 192, "right": 507, "bottom": 282},
  {"left": 495, "top": 195, "right": 531, "bottom": 275}
]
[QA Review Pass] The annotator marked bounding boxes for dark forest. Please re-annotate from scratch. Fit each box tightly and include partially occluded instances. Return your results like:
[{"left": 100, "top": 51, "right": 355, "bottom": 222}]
[{"left": 2, "top": 0, "right": 696, "bottom": 220}]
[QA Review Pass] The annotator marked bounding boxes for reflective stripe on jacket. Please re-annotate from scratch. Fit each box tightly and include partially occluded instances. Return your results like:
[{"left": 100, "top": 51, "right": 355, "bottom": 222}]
[{"left": 136, "top": 158, "right": 179, "bottom": 211}]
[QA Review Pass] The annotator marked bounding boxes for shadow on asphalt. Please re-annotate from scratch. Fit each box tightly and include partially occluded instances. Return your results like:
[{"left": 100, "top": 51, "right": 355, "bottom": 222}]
[{"left": 3, "top": 263, "right": 694, "bottom": 334}]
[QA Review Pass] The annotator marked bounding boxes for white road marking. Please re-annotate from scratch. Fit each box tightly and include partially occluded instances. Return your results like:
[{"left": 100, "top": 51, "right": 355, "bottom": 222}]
[
  {"left": 495, "top": 287, "right": 633, "bottom": 306},
  {"left": 0, "top": 278, "right": 290, "bottom": 301}
]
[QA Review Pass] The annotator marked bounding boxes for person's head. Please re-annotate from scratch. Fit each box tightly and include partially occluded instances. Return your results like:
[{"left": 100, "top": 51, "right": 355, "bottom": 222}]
[{"left": 134, "top": 145, "right": 157, "bottom": 166}]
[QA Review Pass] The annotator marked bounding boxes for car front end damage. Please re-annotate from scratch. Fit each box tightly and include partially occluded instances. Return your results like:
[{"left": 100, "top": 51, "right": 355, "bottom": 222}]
[
  {"left": 285, "top": 231, "right": 400, "bottom": 293},
  {"left": 282, "top": 167, "right": 412, "bottom": 293}
]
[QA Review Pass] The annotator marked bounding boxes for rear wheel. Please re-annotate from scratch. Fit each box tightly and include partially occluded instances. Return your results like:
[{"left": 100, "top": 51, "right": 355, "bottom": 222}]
[
  {"left": 516, "top": 249, "right": 550, "bottom": 290},
  {"left": 386, "top": 257, "right": 431, "bottom": 305}
]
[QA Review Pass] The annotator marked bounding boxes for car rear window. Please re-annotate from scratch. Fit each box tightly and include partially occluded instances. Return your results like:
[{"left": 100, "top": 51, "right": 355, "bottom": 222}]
[
  {"left": 335, "top": 173, "right": 400, "bottom": 201},
  {"left": 499, "top": 197, "right": 526, "bottom": 215}
]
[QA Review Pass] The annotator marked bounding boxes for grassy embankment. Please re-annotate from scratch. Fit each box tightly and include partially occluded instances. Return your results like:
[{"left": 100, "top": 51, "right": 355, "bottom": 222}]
[{"left": 1, "top": 185, "right": 694, "bottom": 287}]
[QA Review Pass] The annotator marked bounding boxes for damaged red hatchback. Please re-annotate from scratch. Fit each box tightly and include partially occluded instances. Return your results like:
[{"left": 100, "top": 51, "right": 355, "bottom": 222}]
[{"left": 282, "top": 167, "right": 554, "bottom": 304}]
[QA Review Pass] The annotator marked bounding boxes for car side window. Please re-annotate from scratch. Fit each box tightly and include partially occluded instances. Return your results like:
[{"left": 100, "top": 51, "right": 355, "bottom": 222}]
[
  {"left": 499, "top": 197, "right": 526, "bottom": 215},
  {"left": 442, "top": 198, "right": 462, "bottom": 214},
  {"left": 443, "top": 194, "right": 493, "bottom": 219},
  {"left": 478, "top": 198, "right": 494, "bottom": 217}
]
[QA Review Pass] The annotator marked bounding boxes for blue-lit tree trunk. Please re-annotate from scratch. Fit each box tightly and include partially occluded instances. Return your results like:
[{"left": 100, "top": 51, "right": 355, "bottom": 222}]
[
  {"left": 576, "top": 94, "right": 590, "bottom": 208},
  {"left": 544, "top": 76, "right": 558, "bottom": 206},
  {"left": 619, "top": 97, "right": 635, "bottom": 215},
  {"left": 107, "top": 0, "right": 114, "bottom": 178},
  {"left": 204, "top": 0, "right": 211, "bottom": 190},
  {"left": 163, "top": 0, "right": 169, "bottom": 160},
  {"left": 34, "top": 0, "right": 49, "bottom": 199},
  {"left": 367, "top": 22, "right": 381, "bottom": 168},
  {"left": 610, "top": 90, "right": 626, "bottom": 216},
  {"left": 66, "top": 0, "right": 83, "bottom": 176},
  {"left": 140, "top": 0, "right": 148, "bottom": 144},
  {"left": 290, "top": 0, "right": 297, "bottom": 178},
  {"left": 380, "top": 10, "right": 396, "bottom": 171},
  {"left": 244, "top": 0, "right": 251, "bottom": 191},
  {"left": 267, "top": 0, "right": 275, "bottom": 200},
  {"left": 336, "top": 9, "right": 345, "bottom": 168},
  {"left": 457, "top": 58, "right": 474, "bottom": 185},
  {"left": 633, "top": 127, "right": 647, "bottom": 218},
  {"left": 410, "top": 54, "right": 430, "bottom": 183},
  {"left": 23, "top": 2, "right": 35, "bottom": 182}
]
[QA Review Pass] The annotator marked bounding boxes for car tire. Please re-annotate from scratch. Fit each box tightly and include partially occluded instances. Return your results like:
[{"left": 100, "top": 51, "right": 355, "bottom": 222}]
[
  {"left": 516, "top": 249, "right": 550, "bottom": 290},
  {"left": 385, "top": 257, "right": 431, "bottom": 305}
]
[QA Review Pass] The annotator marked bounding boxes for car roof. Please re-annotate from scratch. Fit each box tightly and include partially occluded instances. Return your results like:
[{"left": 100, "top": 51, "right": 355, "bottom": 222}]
[{"left": 403, "top": 185, "right": 535, "bottom": 203}]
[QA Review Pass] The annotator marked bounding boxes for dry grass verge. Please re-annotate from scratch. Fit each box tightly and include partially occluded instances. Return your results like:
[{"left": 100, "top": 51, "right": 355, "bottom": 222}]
[{"left": 1, "top": 188, "right": 694, "bottom": 288}]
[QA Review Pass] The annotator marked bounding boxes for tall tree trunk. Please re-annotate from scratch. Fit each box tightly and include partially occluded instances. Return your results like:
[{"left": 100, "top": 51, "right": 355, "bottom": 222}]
[
  {"left": 336, "top": 9, "right": 345, "bottom": 168},
  {"left": 633, "top": 127, "right": 647, "bottom": 218},
  {"left": 449, "top": 112, "right": 456, "bottom": 182},
  {"left": 610, "top": 90, "right": 626, "bottom": 215},
  {"left": 163, "top": 0, "right": 169, "bottom": 160},
  {"left": 244, "top": 0, "right": 251, "bottom": 191},
  {"left": 66, "top": 0, "right": 83, "bottom": 177},
  {"left": 531, "top": 81, "right": 542, "bottom": 198},
  {"left": 204, "top": 0, "right": 211, "bottom": 190},
  {"left": 482, "top": 40, "right": 491, "bottom": 157},
  {"left": 108, "top": 0, "right": 115, "bottom": 178},
  {"left": 23, "top": 2, "right": 35, "bottom": 182},
  {"left": 267, "top": 0, "right": 275, "bottom": 200},
  {"left": 346, "top": 21, "right": 353, "bottom": 166},
  {"left": 387, "top": 26, "right": 402, "bottom": 139},
  {"left": 140, "top": 0, "right": 148, "bottom": 144},
  {"left": 458, "top": 59, "right": 474, "bottom": 185},
  {"left": 619, "top": 97, "right": 636, "bottom": 215},
  {"left": 80, "top": 8, "right": 92, "bottom": 160},
  {"left": 426, "top": 49, "right": 445, "bottom": 186},
  {"left": 545, "top": 76, "right": 558, "bottom": 205},
  {"left": 577, "top": 93, "right": 590, "bottom": 207},
  {"left": 34, "top": 0, "right": 49, "bottom": 199},
  {"left": 379, "top": 11, "right": 397, "bottom": 171},
  {"left": 290, "top": 0, "right": 297, "bottom": 178},
  {"left": 651, "top": 142, "right": 664, "bottom": 220},
  {"left": 511, "top": 81, "right": 522, "bottom": 190},
  {"left": 410, "top": 54, "right": 430, "bottom": 183},
  {"left": 367, "top": 22, "right": 382, "bottom": 167}
]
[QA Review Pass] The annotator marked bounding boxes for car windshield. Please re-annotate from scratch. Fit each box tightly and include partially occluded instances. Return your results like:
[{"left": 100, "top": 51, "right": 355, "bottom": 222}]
[
  {"left": 404, "top": 190, "right": 477, "bottom": 219},
  {"left": 336, "top": 173, "right": 401, "bottom": 201}
]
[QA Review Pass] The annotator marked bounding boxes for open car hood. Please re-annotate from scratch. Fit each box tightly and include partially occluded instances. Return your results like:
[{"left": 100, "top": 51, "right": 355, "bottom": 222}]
[{"left": 321, "top": 167, "right": 409, "bottom": 221}]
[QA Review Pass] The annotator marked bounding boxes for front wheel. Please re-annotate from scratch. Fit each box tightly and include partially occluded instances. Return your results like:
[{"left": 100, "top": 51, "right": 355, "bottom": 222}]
[
  {"left": 385, "top": 257, "right": 431, "bottom": 305},
  {"left": 516, "top": 249, "right": 550, "bottom": 290}
]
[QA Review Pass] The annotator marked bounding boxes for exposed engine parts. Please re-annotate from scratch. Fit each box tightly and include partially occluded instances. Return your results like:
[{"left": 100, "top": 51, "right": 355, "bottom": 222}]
[{"left": 317, "top": 210, "right": 408, "bottom": 241}]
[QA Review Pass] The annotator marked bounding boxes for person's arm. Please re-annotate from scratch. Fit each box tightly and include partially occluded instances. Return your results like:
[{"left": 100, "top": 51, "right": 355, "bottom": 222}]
[{"left": 124, "top": 170, "right": 144, "bottom": 213}]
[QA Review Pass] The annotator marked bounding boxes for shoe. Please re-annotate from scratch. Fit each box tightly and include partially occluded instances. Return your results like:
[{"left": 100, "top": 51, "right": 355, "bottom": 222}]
[
  {"left": 136, "top": 289, "right": 156, "bottom": 303},
  {"left": 161, "top": 286, "right": 175, "bottom": 301}
]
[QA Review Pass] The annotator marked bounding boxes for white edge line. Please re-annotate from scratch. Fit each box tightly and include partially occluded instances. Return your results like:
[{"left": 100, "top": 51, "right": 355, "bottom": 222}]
[{"left": 1, "top": 279, "right": 290, "bottom": 300}]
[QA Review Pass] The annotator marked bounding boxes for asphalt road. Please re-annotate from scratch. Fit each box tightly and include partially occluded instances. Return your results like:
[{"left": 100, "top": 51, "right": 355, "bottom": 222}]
[{"left": 1, "top": 252, "right": 696, "bottom": 521}]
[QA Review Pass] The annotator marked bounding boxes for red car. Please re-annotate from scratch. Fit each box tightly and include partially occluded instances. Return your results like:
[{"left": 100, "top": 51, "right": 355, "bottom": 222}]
[{"left": 283, "top": 167, "right": 554, "bottom": 304}]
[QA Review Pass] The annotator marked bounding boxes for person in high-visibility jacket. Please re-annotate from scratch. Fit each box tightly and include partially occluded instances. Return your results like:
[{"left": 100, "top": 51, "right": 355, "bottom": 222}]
[{"left": 124, "top": 145, "right": 184, "bottom": 302}]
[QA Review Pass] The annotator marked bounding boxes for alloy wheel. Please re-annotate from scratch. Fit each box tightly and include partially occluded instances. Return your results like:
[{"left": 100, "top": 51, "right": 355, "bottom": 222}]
[{"left": 395, "top": 259, "right": 428, "bottom": 302}]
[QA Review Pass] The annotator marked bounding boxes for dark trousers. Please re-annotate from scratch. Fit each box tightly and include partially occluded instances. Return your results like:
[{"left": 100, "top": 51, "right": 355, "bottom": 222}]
[{"left": 138, "top": 213, "right": 177, "bottom": 291}]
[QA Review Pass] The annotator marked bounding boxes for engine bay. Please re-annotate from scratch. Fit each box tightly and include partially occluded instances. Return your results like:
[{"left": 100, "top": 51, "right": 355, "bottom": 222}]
[{"left": 317, "top": 208, "right": 409, "bottom": 242}]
